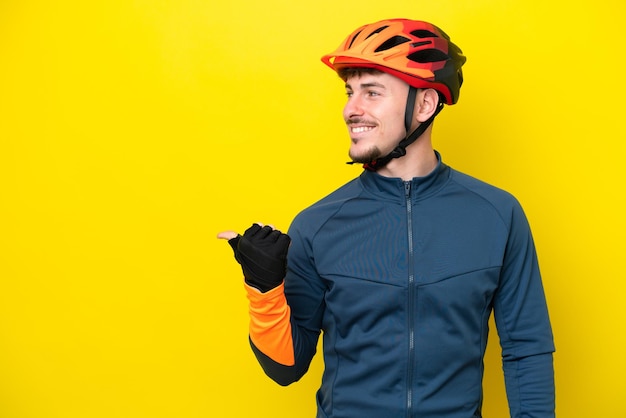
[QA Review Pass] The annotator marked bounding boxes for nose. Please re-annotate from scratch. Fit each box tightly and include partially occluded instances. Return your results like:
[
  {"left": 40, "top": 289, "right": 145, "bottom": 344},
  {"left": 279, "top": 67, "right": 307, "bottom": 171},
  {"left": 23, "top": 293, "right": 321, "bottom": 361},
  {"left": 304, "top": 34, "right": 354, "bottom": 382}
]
[{"left": 344, "top": 95, "right": 364, "bottom": 120}]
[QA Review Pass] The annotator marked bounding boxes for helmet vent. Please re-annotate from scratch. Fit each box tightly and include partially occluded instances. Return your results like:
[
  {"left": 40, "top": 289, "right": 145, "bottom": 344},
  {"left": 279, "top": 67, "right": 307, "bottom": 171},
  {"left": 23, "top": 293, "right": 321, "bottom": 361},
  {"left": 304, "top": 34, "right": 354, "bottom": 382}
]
[
  {"left": 347, "top": 30, "right": 363, "bottom": 48},
  {"left": 411, "top": 29, "right": 439, "bottom": 38},
  {"left": 366, "top": 25, "right": 389, "bottom": 39},
  {"left": 374, "top": 36, "right": 411, "bottom": 52},
  {"left": 407, "top": 49, "right": 449, "bottom": 63}
]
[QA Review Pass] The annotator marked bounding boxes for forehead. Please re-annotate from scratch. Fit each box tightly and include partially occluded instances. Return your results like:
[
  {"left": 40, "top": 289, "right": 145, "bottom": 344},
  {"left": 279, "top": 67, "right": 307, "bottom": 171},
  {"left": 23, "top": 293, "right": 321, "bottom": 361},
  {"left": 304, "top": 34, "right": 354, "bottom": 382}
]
[{"left": 344, "top": 71, "right": 409, "bottom": 90}]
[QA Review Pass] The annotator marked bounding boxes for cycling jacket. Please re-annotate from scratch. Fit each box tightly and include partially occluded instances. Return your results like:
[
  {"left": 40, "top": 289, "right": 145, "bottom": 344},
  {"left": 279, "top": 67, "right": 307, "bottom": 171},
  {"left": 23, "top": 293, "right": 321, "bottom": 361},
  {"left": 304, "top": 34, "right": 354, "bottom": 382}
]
[{"left": 245, "top": 153, "right": 555, "bottom": 417}]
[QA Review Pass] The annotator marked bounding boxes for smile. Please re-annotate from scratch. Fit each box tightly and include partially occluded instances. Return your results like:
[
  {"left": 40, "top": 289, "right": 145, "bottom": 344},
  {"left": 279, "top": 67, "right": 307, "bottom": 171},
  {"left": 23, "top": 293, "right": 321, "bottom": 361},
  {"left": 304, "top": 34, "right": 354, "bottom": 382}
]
[{"left": 350, "top": 126, "right": 375, "bottom": 133}]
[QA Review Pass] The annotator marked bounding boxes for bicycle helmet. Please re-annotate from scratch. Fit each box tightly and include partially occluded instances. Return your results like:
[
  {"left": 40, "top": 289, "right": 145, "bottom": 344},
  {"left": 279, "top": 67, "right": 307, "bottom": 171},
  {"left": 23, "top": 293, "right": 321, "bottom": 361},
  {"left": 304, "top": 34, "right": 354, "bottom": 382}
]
[{"left": 321, "top": 19, "right": 466, "bottom": 170}]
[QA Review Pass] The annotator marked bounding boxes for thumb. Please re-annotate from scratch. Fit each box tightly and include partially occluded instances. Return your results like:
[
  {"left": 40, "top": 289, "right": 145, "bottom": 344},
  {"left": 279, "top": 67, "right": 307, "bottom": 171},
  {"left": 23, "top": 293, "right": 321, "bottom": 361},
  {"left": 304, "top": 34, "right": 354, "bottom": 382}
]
[{"left": 217, "top": 231, "right": 238, "bottom": 240}]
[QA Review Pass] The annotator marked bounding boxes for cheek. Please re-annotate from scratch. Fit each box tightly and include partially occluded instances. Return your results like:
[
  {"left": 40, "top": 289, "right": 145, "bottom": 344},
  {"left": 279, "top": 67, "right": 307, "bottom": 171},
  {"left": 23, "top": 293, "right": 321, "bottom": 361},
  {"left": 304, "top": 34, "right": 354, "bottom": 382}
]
[
  {"left": 381, "top": 106, "right": 405, "bottom": 130},
  {"left": 391, "top": 109, "right": 408, "bottom": 133}
]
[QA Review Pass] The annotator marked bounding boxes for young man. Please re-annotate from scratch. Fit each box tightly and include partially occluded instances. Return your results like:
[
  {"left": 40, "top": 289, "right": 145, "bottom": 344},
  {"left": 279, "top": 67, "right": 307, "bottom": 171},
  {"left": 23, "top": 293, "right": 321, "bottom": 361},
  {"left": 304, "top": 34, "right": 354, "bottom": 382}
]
[{"left": 218, "top": 18, "right": 555, "bottom": 418}]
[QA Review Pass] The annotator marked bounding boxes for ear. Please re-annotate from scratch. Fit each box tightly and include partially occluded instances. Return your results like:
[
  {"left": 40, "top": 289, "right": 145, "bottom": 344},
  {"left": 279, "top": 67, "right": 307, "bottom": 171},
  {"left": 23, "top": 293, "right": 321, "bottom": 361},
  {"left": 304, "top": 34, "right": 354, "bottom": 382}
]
[{"left": 414, "top": 88, "right": 441, "bottom": 123}]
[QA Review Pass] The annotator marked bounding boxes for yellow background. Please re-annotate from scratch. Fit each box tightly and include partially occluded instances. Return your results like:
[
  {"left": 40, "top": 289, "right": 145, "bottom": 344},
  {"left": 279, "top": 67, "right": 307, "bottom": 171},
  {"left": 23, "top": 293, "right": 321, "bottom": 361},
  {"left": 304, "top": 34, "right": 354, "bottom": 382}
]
[{"left": 1, "top": 0, "right": 624, "bottom": 417}]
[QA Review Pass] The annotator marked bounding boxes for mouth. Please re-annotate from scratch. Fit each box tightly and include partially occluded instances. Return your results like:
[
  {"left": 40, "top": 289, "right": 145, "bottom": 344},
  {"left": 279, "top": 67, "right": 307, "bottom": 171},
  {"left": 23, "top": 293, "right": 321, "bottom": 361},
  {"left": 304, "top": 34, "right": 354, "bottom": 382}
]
[
  {"left": 346, "top": 117, "right": 377, "bottom": 140},
  {"left": 350, "top": 125, "right": 375, "bottom": 134}
]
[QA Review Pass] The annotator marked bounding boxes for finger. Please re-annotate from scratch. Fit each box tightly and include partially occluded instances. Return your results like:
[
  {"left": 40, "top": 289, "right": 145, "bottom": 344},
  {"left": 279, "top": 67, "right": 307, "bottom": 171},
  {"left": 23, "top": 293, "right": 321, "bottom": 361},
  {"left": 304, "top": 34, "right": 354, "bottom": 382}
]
[
  {"left": 217, "top": 231, "right": 238, "bottom": 240},
  {"left": 276, "top": 233, "right": 291, "bottom": 249},
  {"left": 268, "top": 229, "right": 283, "bottom": 242},
  {"left": 244, "top": 223, "right": 263, "bottom": 237},
  {"left": 255, "top": 225, "right": 274, "bottom": 239}
]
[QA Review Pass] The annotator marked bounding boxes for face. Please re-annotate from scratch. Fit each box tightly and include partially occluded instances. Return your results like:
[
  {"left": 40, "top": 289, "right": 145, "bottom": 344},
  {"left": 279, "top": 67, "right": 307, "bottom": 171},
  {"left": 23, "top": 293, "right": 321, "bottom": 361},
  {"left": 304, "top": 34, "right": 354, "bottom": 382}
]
[{"left": 343, "top": 71, "right": 410, "bottom": 164}]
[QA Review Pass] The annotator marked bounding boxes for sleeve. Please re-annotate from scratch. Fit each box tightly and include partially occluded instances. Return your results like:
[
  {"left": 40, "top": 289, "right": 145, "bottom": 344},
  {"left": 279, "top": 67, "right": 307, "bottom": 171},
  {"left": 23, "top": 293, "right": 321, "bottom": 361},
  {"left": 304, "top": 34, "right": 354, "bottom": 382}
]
[
  {"left": 247, "top": 218, "right": 326, "bottom": 386},
  {"left": 493, "top": 201, "right": 556, "bottom": 418}
]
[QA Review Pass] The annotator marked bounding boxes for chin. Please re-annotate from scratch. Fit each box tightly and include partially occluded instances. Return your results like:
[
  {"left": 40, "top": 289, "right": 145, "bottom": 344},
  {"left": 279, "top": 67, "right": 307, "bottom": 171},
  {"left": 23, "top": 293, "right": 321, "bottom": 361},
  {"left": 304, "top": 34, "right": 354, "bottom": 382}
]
[
  {"left": 349, "top": 153, "right": 382, "bottom": 164},
  {"left": 349, "top": 145, "right": 382, "bottom": 164}
]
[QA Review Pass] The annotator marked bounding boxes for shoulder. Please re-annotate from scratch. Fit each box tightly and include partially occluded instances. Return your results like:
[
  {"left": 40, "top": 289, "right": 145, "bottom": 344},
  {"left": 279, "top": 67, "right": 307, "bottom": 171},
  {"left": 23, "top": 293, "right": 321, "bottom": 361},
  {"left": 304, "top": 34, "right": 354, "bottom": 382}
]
[
  {"left": 446, "top": 167, "right": 527, "bottom": 226},
  {"left": 449, "top": 168, "right": 519, "bottom": 205},
  {"left": 289, "top": 177, "right": 364, "bottom": 235}
]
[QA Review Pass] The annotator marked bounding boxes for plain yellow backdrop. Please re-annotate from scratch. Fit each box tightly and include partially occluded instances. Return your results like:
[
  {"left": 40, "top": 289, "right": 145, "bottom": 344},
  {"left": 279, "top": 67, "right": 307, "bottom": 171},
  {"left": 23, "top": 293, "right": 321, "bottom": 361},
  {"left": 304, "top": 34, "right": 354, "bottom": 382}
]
[{"left": 1, "top": 0, "right": 625, "bottom": 417}]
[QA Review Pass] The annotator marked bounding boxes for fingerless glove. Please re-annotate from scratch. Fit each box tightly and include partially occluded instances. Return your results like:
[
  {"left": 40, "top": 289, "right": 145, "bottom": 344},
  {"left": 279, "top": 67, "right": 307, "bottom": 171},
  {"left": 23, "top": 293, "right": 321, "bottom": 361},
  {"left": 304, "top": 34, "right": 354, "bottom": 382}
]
[{"left": 228, "top": 224, "right": 291, "bottom": 292}]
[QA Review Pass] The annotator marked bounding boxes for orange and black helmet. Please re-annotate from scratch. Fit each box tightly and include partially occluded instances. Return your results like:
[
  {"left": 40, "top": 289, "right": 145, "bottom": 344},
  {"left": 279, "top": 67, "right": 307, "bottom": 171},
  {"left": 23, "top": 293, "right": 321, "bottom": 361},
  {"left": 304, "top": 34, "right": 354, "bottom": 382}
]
[{"left": 322, "top": 19, "right": 466, "bottom": 104}]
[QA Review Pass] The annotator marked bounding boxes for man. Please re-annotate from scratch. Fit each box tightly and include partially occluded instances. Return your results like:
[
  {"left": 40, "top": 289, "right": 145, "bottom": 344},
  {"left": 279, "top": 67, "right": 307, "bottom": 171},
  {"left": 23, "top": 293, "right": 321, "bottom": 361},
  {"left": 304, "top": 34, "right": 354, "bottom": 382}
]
[{"left": 218, "top": 18, "right": 555, "bottom": 418}]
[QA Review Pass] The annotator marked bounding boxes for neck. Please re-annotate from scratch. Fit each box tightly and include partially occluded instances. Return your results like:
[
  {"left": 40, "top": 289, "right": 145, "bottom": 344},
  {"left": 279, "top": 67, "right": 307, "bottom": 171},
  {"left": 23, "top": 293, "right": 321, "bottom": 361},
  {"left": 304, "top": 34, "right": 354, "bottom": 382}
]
[{"left": 377, "top": 133, "right": 438, "bottom": 181}]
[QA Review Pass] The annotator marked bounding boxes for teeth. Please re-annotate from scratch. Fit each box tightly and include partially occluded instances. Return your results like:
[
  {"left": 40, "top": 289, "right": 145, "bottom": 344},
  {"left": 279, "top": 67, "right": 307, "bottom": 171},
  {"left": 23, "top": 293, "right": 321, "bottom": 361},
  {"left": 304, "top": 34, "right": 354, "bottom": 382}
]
[{"left": 351, "top": 126, "right": 374, "bottom": 133}]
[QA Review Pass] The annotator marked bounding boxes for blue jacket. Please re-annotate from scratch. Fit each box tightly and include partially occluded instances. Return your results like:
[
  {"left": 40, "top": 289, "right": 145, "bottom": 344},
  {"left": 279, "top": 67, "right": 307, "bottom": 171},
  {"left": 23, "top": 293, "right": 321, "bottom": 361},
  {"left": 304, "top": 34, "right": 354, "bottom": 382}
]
[{"left": 250, "top": 154, "right": 555, "bottom": 417}]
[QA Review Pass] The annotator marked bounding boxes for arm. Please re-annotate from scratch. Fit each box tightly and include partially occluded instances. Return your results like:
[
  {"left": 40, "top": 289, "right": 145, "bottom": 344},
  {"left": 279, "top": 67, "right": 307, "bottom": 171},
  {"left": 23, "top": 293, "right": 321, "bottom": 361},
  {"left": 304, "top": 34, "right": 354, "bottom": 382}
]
[
  {"left": 218, "top": 223, "right": 324, "bottom": 386},
  {"left": 493, "top": 203, "right": 555, "bottom": 418}
]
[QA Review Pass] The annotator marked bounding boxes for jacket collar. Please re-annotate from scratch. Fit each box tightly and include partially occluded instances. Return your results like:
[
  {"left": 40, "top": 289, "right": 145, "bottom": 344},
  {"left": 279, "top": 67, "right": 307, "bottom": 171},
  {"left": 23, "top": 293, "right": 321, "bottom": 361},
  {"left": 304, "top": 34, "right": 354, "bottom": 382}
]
[{"left": 359, "top": 150, "right": 450, "bottom": 203}]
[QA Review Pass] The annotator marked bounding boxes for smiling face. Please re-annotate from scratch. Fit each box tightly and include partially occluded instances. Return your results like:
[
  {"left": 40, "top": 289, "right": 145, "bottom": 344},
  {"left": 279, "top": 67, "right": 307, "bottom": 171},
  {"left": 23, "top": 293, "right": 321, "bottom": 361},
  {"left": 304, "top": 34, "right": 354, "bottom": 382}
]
[{"left": 343, "top": 71, "right": 411, "bottom": 164}]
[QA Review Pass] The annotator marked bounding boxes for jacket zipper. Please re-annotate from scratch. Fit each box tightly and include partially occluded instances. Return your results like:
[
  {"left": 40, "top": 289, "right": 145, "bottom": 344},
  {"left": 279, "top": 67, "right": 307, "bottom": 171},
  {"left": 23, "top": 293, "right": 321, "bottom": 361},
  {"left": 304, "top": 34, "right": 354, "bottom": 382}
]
[{"left": 405, "top": 181, "right": 415, "bottom": 418}]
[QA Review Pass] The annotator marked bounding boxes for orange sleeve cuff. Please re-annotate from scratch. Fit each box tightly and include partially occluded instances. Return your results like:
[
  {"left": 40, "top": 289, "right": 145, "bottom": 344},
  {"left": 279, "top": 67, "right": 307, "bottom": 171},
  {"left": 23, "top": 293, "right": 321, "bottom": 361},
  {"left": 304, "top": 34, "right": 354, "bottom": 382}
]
[{"left": 245, "top": 283, "right": 295, "bottom": 366}]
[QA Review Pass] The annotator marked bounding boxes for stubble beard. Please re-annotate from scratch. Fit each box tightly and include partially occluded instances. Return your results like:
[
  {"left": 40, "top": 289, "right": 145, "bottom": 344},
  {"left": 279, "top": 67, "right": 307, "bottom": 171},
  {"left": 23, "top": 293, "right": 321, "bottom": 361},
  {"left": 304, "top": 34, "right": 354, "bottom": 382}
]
[{"left": 349, "top": 145, "right": 382, "bottom": 164}]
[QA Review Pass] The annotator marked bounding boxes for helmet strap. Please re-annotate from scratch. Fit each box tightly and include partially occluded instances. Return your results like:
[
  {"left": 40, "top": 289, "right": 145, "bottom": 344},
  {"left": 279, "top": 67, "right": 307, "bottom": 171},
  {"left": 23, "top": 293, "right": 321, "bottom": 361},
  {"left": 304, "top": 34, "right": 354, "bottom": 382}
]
[
  {"left": 404, "top": 85, "right": 418, "bottom": 134},
  {"left": 360, "top": 87, "right": 443, "bottom": 171}
]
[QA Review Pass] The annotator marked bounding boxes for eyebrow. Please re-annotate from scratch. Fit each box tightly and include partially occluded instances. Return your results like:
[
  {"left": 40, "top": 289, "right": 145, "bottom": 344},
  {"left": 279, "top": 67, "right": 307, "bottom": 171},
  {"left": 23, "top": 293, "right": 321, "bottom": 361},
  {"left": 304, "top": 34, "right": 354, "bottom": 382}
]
[{"left": 345, "top": 81, "right": 387, "bottom": 90}]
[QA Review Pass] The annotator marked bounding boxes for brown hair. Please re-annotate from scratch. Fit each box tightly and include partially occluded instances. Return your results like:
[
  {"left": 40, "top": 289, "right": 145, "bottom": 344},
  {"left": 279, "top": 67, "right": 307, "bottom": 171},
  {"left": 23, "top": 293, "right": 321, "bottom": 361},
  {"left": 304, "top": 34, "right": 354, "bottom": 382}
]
[{"left": 337, "top": 67, "right": 384, "bottom": 81}]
